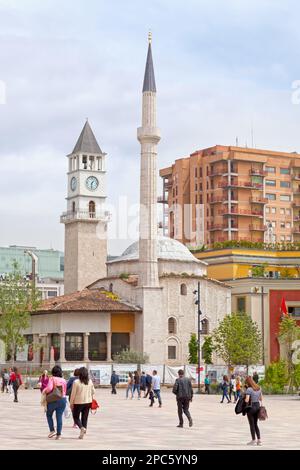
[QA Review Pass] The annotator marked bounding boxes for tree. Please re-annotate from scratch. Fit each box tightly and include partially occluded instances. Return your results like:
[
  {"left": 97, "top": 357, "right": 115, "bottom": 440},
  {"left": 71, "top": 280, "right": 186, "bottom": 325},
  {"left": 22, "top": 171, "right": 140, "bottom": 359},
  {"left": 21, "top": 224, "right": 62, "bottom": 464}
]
[
  {"left": 202, "top": 336, "right": 213, "bottom": 365},
  {"left": 278, "top": 316, "right": 300, "bottom": 391},
  {"left": 211, "top": 313, "right": 262, "bottom": 373},
  {"left": 0, "top": 263, "right": 41, "bottom": 363},
  {"left": 112, "top": 349, "right": 149, "bottom": 364},
  {"left": 188, "top": 333, "right": 198, "bottom": 364}
]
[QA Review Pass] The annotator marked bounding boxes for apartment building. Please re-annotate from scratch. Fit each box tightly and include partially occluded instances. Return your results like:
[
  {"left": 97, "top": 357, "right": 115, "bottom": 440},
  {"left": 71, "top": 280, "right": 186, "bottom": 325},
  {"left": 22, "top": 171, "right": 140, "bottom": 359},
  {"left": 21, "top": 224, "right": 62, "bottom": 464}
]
[{"left": 159, "top": 145, "right": 300, "bottom": 247}]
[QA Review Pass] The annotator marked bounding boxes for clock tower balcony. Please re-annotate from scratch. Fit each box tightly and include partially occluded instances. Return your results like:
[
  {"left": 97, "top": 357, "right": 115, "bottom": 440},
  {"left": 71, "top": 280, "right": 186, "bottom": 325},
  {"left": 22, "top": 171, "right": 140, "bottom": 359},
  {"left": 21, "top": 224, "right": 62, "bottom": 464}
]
[{"left": 60, "top": 209, "right": 110, "bottom": 224}]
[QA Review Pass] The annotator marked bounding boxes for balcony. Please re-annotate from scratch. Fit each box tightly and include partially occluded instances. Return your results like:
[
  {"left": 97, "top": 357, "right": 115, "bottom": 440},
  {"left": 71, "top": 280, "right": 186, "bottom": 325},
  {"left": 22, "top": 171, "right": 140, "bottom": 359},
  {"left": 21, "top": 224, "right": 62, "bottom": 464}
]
[
  {"left": 157, "top": 196, "right": 167, "bottom": 203},
  {"left": 60, "top": 210, "right": 110, "bottom": 223},
  {"left": 218, "top": 181, "right": 263, "bottom": 190},
  {"left": 249, "top": 168, "right": 267, "bottom": 177},
  {"left": 293, "top": 227, "right": 300, "bottom": 234},
  {"left": 249, "top": 224, "right": 267, "bottom": 231},
  {"left": 250, "top": 197, "right": 268, "bottom": 204},
  {"left": 292, "top": 201, "right": 300, "bottom": 207},
  {"left": 219, "top": 208, "right": 263, "bottom": 218},
  {"left": 207, "top": 168, "right": 227, "bottom": 177},
  {"left": 165, "top": 179, "right": 173, "bottom": 188},
  {"left": 209, "top": 196, "right": 224, "bottom": 204},
  {"left": 208, "top": 224, "right": 226, "bottom": 231}
]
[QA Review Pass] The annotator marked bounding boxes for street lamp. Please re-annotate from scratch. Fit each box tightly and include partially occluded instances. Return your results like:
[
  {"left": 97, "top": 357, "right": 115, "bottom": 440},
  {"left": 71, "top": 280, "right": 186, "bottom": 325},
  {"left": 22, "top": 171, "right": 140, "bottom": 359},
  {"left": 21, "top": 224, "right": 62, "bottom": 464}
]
[{"left": 194, "top": 281, "right": 202, "bottom": 394}]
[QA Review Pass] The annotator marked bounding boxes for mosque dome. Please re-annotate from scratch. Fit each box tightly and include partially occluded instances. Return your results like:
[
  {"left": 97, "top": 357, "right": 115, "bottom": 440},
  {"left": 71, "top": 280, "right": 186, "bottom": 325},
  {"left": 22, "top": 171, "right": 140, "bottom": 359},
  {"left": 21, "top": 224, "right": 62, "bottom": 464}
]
[{"left": 113, "top": 236, "right": 202, "bottom": 263}]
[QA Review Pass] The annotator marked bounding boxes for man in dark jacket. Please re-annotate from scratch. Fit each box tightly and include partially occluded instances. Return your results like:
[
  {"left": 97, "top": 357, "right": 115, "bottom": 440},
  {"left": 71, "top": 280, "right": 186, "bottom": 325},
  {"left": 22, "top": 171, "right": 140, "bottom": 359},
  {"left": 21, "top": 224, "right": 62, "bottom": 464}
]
[
  {"left": 172, "top": 369, "right": 193, "bottom": 428},
  {"left": 144, "top": 373, "right": 152, "bottom": 398},
  {"left": 110, "top": 371, "right": 120, "bottom": 394}
]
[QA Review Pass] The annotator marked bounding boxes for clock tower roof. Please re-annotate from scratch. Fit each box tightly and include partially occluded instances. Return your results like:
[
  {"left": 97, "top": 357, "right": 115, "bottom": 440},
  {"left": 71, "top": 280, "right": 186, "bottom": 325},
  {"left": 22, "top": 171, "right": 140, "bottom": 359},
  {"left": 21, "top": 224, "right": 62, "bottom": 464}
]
[{"left": 72, "top": 120, "right": 103, "bottom": 155}]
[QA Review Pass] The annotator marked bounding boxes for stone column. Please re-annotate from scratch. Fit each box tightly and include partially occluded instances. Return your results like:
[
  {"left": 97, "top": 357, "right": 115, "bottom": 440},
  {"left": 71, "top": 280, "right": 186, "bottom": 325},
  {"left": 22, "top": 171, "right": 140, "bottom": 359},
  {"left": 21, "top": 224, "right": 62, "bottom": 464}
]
[
  {"left": 84, "top": 333, "right": 90, "bottom": 362},
  {"left": 33, "top": 334, "right": 40, "bottom": 365},
  {"left": 106, "top": 332, "right": 112, "bottom": 362},
  {"left": 129, "top": 332, "right": 135, "bottom": 351},
  {"left": 60, "top": 333, "right": 66, "bottom": 363}
]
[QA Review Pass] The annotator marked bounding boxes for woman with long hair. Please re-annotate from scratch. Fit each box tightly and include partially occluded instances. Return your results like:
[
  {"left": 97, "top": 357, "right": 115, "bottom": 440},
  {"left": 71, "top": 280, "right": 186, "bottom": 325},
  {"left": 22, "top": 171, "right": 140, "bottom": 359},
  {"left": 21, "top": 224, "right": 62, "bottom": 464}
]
[
  {"left": 9, "top": 367, "right": 23, "bottom": 402},
  {"left": 39, "top": 370, "right": 49, "bottom": 393},
  {"left": 220, "top": 375, "right": 230, "bottom": 403},
  {"left": 126, "top": 372, "right": 133, "bottom": 399},
  {"left": 70, "top": 367, "right": 95, "bottom": 439},
  {"left": 43, "top": 365, "right": 67, "bottom": 440},
  {"left": 244, "top": 375, "right": 263, "bottom": 446}
]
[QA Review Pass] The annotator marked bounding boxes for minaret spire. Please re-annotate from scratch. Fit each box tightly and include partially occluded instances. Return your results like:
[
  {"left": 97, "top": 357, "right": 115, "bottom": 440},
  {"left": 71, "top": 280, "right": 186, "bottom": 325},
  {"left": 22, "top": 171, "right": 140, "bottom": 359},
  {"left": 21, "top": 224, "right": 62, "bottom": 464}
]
[{"left": 137, "top": 34, "right": 161, "bottom": 287}]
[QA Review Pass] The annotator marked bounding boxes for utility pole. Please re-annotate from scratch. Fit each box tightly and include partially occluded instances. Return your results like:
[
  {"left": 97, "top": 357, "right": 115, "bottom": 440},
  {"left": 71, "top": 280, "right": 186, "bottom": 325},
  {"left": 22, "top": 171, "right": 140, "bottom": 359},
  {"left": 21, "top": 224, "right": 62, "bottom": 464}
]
[{"left": 194, "top": 281, "right": 202, "bottom": 394}]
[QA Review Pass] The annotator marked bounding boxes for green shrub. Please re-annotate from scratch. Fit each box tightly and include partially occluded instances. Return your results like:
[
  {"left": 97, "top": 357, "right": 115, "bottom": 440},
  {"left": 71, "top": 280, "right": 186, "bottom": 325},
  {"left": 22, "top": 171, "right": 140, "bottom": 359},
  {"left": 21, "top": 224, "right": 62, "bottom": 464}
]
[{"left": 260, "top": 360, "right": 288, "bottom": 394}]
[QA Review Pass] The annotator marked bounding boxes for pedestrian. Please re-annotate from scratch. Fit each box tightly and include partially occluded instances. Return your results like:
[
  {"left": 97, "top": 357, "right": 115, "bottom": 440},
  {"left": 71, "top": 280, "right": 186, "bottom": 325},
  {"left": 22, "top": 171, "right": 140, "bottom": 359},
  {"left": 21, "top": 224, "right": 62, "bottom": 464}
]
[
  {"left": 132, "top": 371, "right": 141, "bottom": 399},
  {"left": 220, "top": 375, "right": 230, "bottom": 403},
  {"left": 42, "top": 365, "right": 67, "bottom": 440},
  {"left": 1, "top": 368, "right": 9, "bottom": 393},
  {"left": 244, "top": 375, "right": 263, "bottom": 446},
  {"left": 150, "top": 370, "right": 162, "bottom": 408},
  {"left": 67, "top": 368, "right": 80, "bottom": 427},
  {"left": 9, "top": 367, "right": 22, "bottom": 403},
  {"left": 70, "top": 367, "right": 95, "bottom": 440},
  {"left": 204, "top": 374, "right": 210, "bottom": 395},
  {"left": 172, "top": 369, "right": 193, "bottom": 428},
  {"left": 140, "top": 371, "right": 147, "bottom": 397},
  {"left": 252, "top": 371, "right": 259, "bottom": 384},
  {"left": 110, "top": 370, "right": 119, "bottom": 394},
  {"left": 144, "top": 373, "right": 152, "bottom": 398},
  {"left": 38, "top": 370, "right": 49, "bottom": 393},
  {"left": 230, "top": 375, "right": 237, "bottom": 403},
  {"left": 236, "top": 376, "right": 242, "bottom": 401},
  {"left": 126, "top": 372, "right": 133, "bottom": 399}
]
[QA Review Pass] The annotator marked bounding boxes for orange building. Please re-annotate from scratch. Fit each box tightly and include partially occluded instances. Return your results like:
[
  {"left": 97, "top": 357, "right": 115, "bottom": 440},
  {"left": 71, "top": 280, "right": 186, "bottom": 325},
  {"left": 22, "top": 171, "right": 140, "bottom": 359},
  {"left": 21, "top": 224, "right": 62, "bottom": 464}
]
[{"left": 159, "top": 145, "right": 300, "bottom": 247}]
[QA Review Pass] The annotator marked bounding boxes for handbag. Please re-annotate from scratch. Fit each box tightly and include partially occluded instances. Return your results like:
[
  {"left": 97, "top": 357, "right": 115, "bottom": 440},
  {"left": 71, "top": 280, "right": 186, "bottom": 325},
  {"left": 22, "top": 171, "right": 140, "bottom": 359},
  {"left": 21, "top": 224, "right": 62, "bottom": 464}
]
[
  {"left": 46, "top": 378, "right": 63, "bottom": 403},
  {"left": 258, "top": 405, "right": 268, "bottom": 421},
  {"left": 90, "top": 398, "right": 100, "bottom": 414}
]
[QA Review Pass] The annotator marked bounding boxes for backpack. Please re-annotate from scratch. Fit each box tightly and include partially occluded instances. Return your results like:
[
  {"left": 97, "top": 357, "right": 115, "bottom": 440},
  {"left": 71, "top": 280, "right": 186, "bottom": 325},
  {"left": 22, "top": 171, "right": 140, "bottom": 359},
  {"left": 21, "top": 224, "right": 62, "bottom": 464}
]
[{"left": 235, "top": 397, "right": 244, "bottom": 415}]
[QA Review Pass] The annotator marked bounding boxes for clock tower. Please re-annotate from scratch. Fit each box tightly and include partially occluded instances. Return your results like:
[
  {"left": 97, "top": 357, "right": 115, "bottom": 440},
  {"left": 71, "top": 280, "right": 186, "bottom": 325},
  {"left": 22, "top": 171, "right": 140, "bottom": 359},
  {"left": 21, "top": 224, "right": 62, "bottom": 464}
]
[{"left": 61, "top": 120, "right": 108, "bottom": 294}]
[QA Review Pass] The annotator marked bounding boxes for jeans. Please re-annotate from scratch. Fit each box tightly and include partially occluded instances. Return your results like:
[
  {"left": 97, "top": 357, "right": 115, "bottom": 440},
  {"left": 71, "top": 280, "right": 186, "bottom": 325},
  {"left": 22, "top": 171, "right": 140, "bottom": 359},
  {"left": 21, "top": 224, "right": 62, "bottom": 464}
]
[
  {"left": 126, "top": 384, "right": 133, "bottom": 398},
  {"left": 247, "top": 403, "right": 261, "bottom": 440},
  {"left": 205, "top": 384, "right": 210, "bottom": 395},
  {"left": 1, "top": 379, "right": 9, "bottom": 393},
  {"left": 145, "top": 384, "right": 151, "bottom": 398},
  {"left": 177, "top": 398, "right": 192, "bottom": 425},
  {"left": 221, "top": 390, "right": 230, "bottom": 402},
  {"left": 111, "top": 384, "right": 117, "bottom": 394},
  {"left": 132, "top": 384, "right": 140, "bottom": 398},
  {"left": 72, "top": 403, "right": 91, "bottom": 429},
  {"left": 150, "top": 389, "right": 162, "bottom": 406},
  {"left": 12, "top": 383, "right": 19, "bottom": 401},
  {"left": 46, "top": 397, "right": 67, "bottom": 436}
]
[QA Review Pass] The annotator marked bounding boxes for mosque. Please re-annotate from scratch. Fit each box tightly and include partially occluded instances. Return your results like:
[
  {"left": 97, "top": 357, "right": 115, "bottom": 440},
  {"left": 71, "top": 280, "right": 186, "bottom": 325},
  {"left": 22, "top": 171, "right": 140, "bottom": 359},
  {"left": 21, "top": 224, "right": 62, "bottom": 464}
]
[{"left": 26, "top": 35, "right": 231, "bottom": 366}]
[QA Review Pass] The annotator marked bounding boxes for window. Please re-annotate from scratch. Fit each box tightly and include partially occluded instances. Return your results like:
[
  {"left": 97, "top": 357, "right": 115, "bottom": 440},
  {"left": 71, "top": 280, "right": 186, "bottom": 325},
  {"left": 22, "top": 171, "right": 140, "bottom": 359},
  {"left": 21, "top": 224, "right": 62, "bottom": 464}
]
[
  {"left": 195, "top": 195, "right": 197, "bottom": 204},
  {"left": 168, "top": 317, "right": 177, "bottom": 334},
  {"left": 288, "top": 307, "right": 300, "bottom": 318},
  {"left": 280, "top": 195, "right": 291, "bottom": 202},
  {"left": 271, "top": 207, "right": 276, "bottom": 214},
  {"left": 180, "top": 283, "right": 187, "bottom": 295},
  {"left": 168, "top": 345, "right": 176, "bottom": 360},
  {"left": 51, "top": 334, "right": 60, "bottom": 361},
  {"left": 89, "top": 200, "right": 96, "bottom": 217},
  {"left": 280, "top": 208, "right": 285, "bottom": 215},
  {"left": 88, "top": 333, "right": 107, "bottom": 361},
  {"left": 199, "top": 183, "right": 202, "bottom": 191},
  {"left": 280, "top": 181, "right": 290, "bottom": 188},
  {"left": 82, "top": 156, "right": 87, "bottom": 169},
  {"left": 286, "top": 235, "right": 292, "bottom": 242},
  {"left": 280, "top": 222, "right": 285, "bottom": 229},
  {"left": 195, "top": 168, "right": 197, "bottom": 178},
  {"left": 266, "top": 180, "right": 276, "bottom": 186},
  {"left": 47, "top": 291, "right": 57, "bottom": 298},
  {"left": 200, "top": 168, "right": 202, "bottom": 178},
  {"left": 266, "top": 166, "right": 275, "bottom": 173},
  {"left": 280, "top": 168, "right": 290, "bottom": 175},
  {"left": 237, "top": 297, "right": 246, "bottom": 313},
  {"left": 266, "top": 193, "right": 276, "bottom": 200},
  {"left": 201, "top": 319, "right": 209, "bottom": 335},
  {"left": 65, "top": 333, "right": 84, "bottom": 361},
  {"left": 111, "top": 333, "right": 130, "bottom": 357},
  {"left": 286, "top": 208, "right": 291, "bottom": 216},
  {"left": 199, "top": 195, "right": 203, "bottom": 204},
  {"left": 265, "top": 207, "right": 270, "bottom": 214},
  {"left": 280, "top": 235, "right": 285, "bottom": 242},
  {"left": 195, "top": 183, "right": 197, "bottom": 191},
  {"left": 286, "top": 222, "right": 291, "bottom": 229},
  {"left": 271, "top": 221, "right": 276, "bottom": 228}
]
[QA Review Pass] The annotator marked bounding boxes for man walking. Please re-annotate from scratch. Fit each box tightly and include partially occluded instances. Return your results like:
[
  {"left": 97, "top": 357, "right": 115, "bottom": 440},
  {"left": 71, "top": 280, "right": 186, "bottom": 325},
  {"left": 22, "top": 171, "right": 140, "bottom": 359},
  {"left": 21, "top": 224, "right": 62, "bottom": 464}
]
[
  {"left": 204, "top": 374, "right": 210, "bottom": 395},
  {"left": 150, "top": 370, "right": 162, "bottom": 408},
  {"left": 110, "top": 370, "right": 119, "bottom": 394},
  {"left": 145, "top": 372, "right": 152, "bottom": 398},
  {"left": 172, "top": 369, "right": 193, "bottom": 428}
]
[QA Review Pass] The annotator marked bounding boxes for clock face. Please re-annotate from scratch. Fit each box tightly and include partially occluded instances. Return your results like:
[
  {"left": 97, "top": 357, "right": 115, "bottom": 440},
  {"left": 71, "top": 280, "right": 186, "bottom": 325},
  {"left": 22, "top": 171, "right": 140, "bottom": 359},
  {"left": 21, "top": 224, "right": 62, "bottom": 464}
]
[
  {"left": 86, "top": 176, "right": 99, "bottom": 191},
  {"left": 70, "top": 177, "right": 77, "bottom": 191}
]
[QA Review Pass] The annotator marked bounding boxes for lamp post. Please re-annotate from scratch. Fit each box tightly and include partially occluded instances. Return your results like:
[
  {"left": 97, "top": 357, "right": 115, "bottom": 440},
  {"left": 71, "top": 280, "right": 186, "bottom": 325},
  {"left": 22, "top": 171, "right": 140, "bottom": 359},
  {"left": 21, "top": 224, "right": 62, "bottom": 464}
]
[{"left": 194, "top": 281, "right": 202, "bottom": 394}]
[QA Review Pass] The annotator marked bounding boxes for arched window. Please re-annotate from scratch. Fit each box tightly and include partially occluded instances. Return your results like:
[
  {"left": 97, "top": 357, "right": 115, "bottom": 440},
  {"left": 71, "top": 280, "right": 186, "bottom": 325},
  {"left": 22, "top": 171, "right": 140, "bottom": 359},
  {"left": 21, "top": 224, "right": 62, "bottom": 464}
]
[
  {"left": 72, "top": 202, "right": 75, "bottom": 213},
  {"left": 180, "top": 283, "right": 187, "bottom": 295},
  {"left": 167, "top": 337, "right": 178, "bottom": 360},
  {"left": 201, "top": 318, "right": 209, "bottom": 335},
  {"left": 168, "top": 317, "right": 177, "bottom": 334},
  {"left": 89, "top": 201, "right": 95, "bottom": 218}
]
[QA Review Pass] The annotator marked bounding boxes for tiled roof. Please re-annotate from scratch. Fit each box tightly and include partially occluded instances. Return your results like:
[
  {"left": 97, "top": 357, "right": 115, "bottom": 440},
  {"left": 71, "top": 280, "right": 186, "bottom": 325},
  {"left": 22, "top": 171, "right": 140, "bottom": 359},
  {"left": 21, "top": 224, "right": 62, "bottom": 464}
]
[
  {"left": 72, "top": 120, "right": 102, "bottom": 154},
  {"left": 33, "top": 289, "right": 141, "bottom": 314}
]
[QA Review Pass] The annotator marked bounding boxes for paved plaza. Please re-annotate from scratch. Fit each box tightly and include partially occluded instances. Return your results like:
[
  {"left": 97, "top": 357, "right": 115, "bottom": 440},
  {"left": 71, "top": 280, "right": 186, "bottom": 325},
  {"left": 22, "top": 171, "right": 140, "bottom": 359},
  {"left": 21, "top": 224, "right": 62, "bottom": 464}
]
[{"left": 0, "top": 388, "right": 300, "bottom": 450}]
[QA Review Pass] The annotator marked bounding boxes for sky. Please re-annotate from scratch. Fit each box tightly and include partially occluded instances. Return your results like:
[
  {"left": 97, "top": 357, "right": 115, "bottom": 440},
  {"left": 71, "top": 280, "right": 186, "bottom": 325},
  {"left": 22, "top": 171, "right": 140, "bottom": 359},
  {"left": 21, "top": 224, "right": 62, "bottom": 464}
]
[{"left": 1, "top": 0, "right": 300, "bottom": 255}]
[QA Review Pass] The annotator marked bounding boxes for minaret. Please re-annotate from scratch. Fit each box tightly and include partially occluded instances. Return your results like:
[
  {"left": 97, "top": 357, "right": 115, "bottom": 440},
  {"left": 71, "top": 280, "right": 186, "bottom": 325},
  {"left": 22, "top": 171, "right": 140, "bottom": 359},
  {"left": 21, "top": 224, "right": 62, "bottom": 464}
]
[
  {"left": 137, "top": 32, "right": 161, "bottom": 287},
  {"left": 61, "top": 120, "right": 108, "bottom": 294}
]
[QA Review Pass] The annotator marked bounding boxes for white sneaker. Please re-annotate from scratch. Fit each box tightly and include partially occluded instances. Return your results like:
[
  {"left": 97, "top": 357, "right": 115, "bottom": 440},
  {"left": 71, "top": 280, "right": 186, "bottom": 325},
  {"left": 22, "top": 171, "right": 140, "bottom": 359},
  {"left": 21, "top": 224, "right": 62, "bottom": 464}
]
[
  {"left": 247, "top": 440, "right": 256, "bottom": 446},
  {"left": 79, "top": 427, "right": 86, "bottom": 439},
  {"left": 257, "top": 440, "right": 262, "bottom": 446}
]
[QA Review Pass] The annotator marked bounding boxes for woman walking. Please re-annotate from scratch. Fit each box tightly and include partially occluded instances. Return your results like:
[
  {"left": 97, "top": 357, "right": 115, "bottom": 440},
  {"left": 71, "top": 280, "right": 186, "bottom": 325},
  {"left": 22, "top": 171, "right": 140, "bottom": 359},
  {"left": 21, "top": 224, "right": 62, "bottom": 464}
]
[
  {"left": 43, "top": 365, "right": 67, "bottom": 440},
  {"left": 244, "top": 376, "right": 263, "bottom": 446},
  {"left": 236, "top": 376, "right": 242, "bottom": 401},
  {"left": 126, "top": 372, "right": 133, "bottom": 399},
  {"left": 39, "top": 370, "right": 49, "bottom": 393},
  {"left": 220, "top": 375, "right": 230, "bottom": 403},
  {"left": 9, "top": 367, "right": 23, "bottom": 403},
  {"left": 70, "top": 367, "right": 95, "bottom": 439}
]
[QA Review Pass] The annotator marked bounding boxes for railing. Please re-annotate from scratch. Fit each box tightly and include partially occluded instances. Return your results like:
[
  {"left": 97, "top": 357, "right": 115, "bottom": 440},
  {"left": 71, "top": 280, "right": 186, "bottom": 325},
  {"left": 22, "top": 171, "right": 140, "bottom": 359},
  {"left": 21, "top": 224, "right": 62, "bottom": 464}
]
[
  {"left": 60, "top": 210, "right": 110, "bottom": 223},
  {"left": 219, "top": 208, "right": 263, "bottom": 217},
  {"left": 249, "top": 168, "right": 267, "bottom": 176},
  {"left": 208, "top": 224, "right": 226, "bottom": 231},
  {"left": 209, "top": 196, "right": 224, "bottom": 204},
  {"left": 157, "top": 196, "right": 167, "bottom": 203},
  {"left": 250, "top": 197, "right": 268, "bottom": 204},
  {"left": 249, "top": 224, "right": 267, "bottom": 231},
  {"left": 218, "top": 181, "right": 263, "bottom": 190}
]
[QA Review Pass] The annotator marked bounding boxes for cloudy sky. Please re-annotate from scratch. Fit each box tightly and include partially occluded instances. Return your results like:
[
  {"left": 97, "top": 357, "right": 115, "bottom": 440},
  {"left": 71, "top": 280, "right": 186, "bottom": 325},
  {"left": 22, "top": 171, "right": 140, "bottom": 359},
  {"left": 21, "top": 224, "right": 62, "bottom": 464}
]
[{"left": 1, "top": 0, "right": 300, "bottom": 255}]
